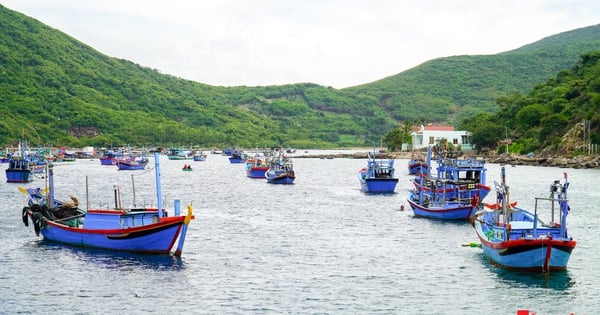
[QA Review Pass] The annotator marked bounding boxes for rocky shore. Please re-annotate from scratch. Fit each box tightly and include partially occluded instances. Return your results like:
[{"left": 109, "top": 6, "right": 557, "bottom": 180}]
[
  {"left": 295, "top": 151, "right": 600, "bottom": 169},
  {"left": 487, "top": 154, "right": 600, "bottom": 169}
]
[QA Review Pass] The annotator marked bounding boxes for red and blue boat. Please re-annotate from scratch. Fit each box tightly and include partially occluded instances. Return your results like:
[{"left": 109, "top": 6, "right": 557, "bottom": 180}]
[
  {"left": 408, "top": 154, "right": 428, "bottom": 175},
  {"left": 472, "top": 167, "right": 576, "bottom": 272},
  {"left": 412, "top": 146, "right": 491, "bottom": 202},
  {"left": 116, "top": 157, "right": 149, "bottom": 170},
  {"left": 407, "top": 146, "right": 487, "bottom": 220},
  {"left": 358, "top": 150, "right": 398, "bottom": 193},
  {"left": 99, "top": 150, "right": 123, "bottom": 165},
  {"left": 265, "top": 152, "right": 295, "bottom": 184},
  {"left": 21, "top": 153, "right": 194, "bottom": 256},
  {"left": 246, "top": 156, "right": 270, "bottom": 178}
]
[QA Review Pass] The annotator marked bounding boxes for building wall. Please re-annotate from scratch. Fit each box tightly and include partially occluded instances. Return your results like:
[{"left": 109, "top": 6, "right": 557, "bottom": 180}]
[{"left": 411, "top": 129, "right": 471, "bottom": 150}]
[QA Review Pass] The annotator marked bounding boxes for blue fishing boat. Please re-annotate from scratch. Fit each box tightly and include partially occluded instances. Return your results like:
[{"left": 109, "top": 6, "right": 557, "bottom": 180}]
[
  {"left": 265, "top": 152, "right": 295, "bottom": 184},
  {"left": 412, "top": 146, "right": 491, "bottom": 202},
  {"left": 471, "top": 167, "right": 576, "bottom": 272},
  {"left": 6, "top": 157, "right": 32, "bottom": 183},
  {"left": 193, "top": 150, "right": 207, "bottom": 161},
  {"left": 408, "top": 154, "right": 427, "bottom": 175},
  {"left": 358, "top": 150, "right": 398, "bottom": 193},
  {"left": 6, "top": 140, "right": 32, "bottom": 183},
  {"left": 21, "top": 153, "right": 194, "bottom": 256},
  {"left": 116, "top": 158, "right": 148, "bottom": 170},
  {"left": 407, "top": 146, "right": 484, "bottom": 220},
  {"left": 228, "top": 149, "right": 244, "bottom": 164},
  {"left": 99, "top": 150, "right": 123, "bottom": 165},
  {"left": 407, "top": 184, "right": 480, "bottom": 220},
  {"left": 246, "top": 155, "right": 270, "bottom": 178}
]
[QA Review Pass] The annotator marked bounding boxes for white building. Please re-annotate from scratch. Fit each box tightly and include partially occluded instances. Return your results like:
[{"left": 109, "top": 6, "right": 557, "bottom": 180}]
[{"left": 410, "top": 125, "right": 472, "bottom": 150}]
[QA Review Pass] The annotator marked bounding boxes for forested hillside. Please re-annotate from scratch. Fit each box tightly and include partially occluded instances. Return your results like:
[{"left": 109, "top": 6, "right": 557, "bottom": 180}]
[
  {"left": 1, "top": 4, "right": 599, "bottom": 150},
  {"left": 345, "top": 24, "right": 600, "bottom": 125},
  {"left": 459, "top": 51, "right": 600, "bottom": 156}
]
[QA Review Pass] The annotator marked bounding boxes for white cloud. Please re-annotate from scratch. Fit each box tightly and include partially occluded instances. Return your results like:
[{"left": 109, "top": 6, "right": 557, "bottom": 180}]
[{"left": 1, "top": 0, "right": 599, "bottom": 88}]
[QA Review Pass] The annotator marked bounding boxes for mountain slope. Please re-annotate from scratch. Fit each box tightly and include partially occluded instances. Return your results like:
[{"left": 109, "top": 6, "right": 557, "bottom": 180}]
[
  {"left": 1, "top": 4, "right": 599, "bottom": 149},
  {"left": 345, "top": 24, "right": 600, "bottom": 124}
]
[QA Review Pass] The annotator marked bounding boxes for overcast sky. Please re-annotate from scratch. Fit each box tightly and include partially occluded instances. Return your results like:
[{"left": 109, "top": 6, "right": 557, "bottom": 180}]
[{"left": 1, "top": 0, "right": 599, "bottom": 88}]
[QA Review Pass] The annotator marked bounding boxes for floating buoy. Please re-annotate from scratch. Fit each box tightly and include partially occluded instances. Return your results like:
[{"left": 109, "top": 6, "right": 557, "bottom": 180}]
[{"left": 461, "top": 242, "right": 481, "bottom": 248}]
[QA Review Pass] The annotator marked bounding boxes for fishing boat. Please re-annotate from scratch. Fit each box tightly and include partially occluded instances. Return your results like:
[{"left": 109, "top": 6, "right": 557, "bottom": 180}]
[
  {"left": 412, "top": 146, "right": 491, "bottom": 202},
  {"left": 245, "top": 154, "right": 270, "bottom": 178},
  {"left": 20, "top": 153, "right": 194, "bottom": 256},
  {"left": 6, "top": 140, "right": 32, "bottom": 183},
  {"left": 6, "top": 156, "right": 32, "bottom": 183},
  {"left": 192, "top": 150, "right": 207, "bottom": 161},
  {"left": 265, "top": 152, "right": 295, "bottom": 184},
  {"left": 408, "top": 154, "right": 428, "bottom": 175},
  {"left": 167, "top": 147, "right": 192, "bottom": 160},
  {"left": 471, "top": 167, "right": 576, "bottom": 272},
  {"left": 358, "top": 150, "right": 398, "bottom": 193},
  {"left": 116, "top": 157, "right": 148, "bottom": 170},
  {"left": 99, "top": 150, "right": 123, "bottom": 165},
  {"left": 182, "top": 164, "right": 193, "bottom": 171},
  {"left": 407, "top": 179, "right": 480, "bottom": 220},
  {"left": 228, "top": 149, "right": 244, "bottom": 164},
  {"left": 406, "top": 146, "right": 484, "bottom": 220}
]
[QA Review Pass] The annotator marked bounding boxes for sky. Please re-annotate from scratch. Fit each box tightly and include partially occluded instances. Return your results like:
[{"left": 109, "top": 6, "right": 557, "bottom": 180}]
[{"left": 1, "top": 0, "right": 599, "bottom": 88}]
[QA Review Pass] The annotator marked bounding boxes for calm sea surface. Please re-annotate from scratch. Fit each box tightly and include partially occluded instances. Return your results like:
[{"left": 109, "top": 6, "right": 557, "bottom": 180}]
[{"left": 1, "top": 151, "right": 599, "bottom": 314}]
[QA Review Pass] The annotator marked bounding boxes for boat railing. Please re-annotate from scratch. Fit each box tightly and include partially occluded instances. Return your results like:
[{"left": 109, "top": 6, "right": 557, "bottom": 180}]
[{"left": 441, "top": 158, "right": 485, "bottom": 168}]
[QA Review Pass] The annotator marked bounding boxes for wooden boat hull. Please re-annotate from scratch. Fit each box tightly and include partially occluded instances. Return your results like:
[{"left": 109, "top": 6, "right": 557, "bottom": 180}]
[
  {"left": 6, "top": 169, "right": 32, "bottom": 183},
  {"left": 37, "top": 217, "right": 188, "bottom": 254},
  {"left": 407, "top": 196, "right": 476, "bottom": 220},
  {"left": 99, "top": 157, "right": 117, "bottom": 165},
  {"left": 360, "top": 178, "right": 398, "bottom": 193},
  {"left": 229, "top": 157, "right": 244, "bottom": 164},
  {"left": 473, "top": 216, "right": 576, "bottom": 270},
  {"left": 246, "top": 166, "right": 269, "bottom": 178},
  {"left": 167, "top": 155, "right": 192, "bottom": 160},
  {"left": 116, "top": 161, "right": 148, "bottom": 170},
  {"left": 266, "top": 172, "right": 295, "bottom": 184}
]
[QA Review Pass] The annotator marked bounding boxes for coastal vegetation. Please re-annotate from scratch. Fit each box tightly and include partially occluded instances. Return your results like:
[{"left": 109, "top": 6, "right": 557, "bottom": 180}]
[{"left": 0, "top": 5, "right": 599, "bottom": 154}]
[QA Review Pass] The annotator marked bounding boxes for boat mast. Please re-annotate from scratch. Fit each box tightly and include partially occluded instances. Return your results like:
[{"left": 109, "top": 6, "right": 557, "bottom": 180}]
[{"left": 154, "top": 152, "right": 163, "bottom": 217}]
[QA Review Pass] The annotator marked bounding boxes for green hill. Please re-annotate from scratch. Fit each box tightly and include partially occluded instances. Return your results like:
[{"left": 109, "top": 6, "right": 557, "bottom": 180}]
[
  {"left": 1, "top": 4, "right": 599, "bottom": 149},
  {"left": 345, "top": 23, "right": 600, "bottom": 125},
  {"left": 459, "top": 50, "right": 600, "bottom": 156}
]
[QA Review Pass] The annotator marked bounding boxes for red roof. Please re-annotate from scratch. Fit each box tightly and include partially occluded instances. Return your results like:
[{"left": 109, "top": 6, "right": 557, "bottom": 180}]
[{"left": 424, "top": 125, "right": 455, "bottom": 131}]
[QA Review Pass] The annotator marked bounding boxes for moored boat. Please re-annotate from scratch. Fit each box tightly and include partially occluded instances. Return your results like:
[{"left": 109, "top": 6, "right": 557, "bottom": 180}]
[
  {"left": 245, "top": 154, "right": 270, "bottom": 178},
  {"left": 408, "top": 154, "right": 428, "bottom": 175},
  {"left": 412, "top": 146, "right": 491, "bottom": 202},
  {"left": 265, "top": 151, "right": 295, "bottom": 184},
  {"left": 228, "top": 149, "right": 245, "bottom": 164},
  {"left": 407, "top": 182, "right": 480, "bottom": 220},
  {"left": 21, "top": 153, "right": 194, "bottom": 256},
  {"left": 358, "top": 150, "right": 398, "bottom": 193},
  {"left": 193, "top": 150, "right": 207, "bottom": 161},
  {"left": 116, "top": 157, "right": 148, "bottom": 170},
  {"left": 167, "top": 147, "right": 192, "bottom": 160},
  {"left": 471, "top": 167, "right": 576, "bottom": 272},
  {"left": 6, "top": 140, "right": 32, "bottom": 183},
  {"left": 407, "top": 146, "right": 483, "bottom": 220}
]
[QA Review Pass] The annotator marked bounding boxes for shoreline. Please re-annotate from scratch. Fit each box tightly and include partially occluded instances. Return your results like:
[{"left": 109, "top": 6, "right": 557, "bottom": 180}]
[{"left": 292, "top": 151, "right": 600, "bottom": 169}]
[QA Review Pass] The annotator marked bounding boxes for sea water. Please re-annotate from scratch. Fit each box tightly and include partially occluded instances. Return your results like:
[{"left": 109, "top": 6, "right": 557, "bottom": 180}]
[{"left": 0, "top": 152, "right": 598, "bottom": 314}]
